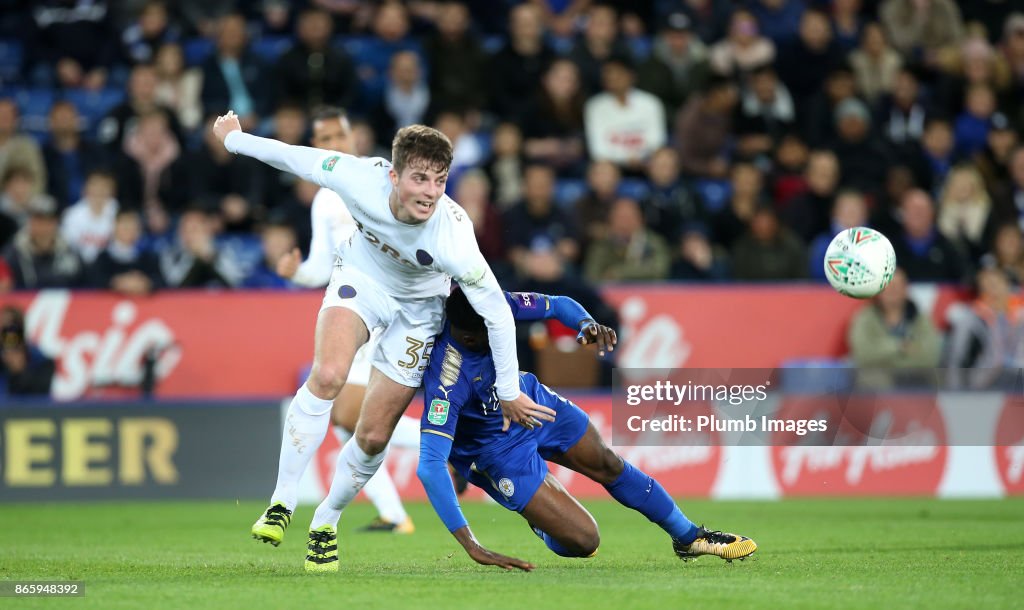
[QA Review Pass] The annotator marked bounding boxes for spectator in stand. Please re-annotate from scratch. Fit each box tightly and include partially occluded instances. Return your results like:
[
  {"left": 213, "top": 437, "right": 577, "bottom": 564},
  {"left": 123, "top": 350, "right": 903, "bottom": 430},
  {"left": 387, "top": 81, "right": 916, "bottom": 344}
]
[
  {"left": 0, "top": 99, "right": 46, "bottom": 197},
  {"left": 802, "top": 62, "right": 858, "bottom": 147},
  {"left": 975, "top": 112, "right": 1019, "bottom": 199},
  {"left": 153, "top": 42, "right": 203, "bottom": 132},
  {"left": 980, "top": 223, "right": 1024, "bottom": 287},
  {"left": 121, "top": 110, "right": 187, "bottom": 215},
  {"left": 567, "top": 3, "right": 631, "bottom": 96},
  {"left": 829, "top": 97, "right": 893, "bottom": 201},
  {"left": 731, "top": 205, "right": 806, "bottom": 281},
  {"left": 584, "top": 196, "right": 671, "bottom": 283},
  {"left": 643, "top": 147, "right": 703, "bottom": 244},
  {"left": 938, "top": 36, "right": 1012, "bottom": 116},
  {"left": 0, "top": 261, "right": 12, "bottom": 293},
  {"left": 275, "top": 8, "right": 358, "bottom": 112},
  {"left": 574, "top": 160, "right": 622, "bottom": 256},
  {"left": 946, "top": 266, "right": 1024, "bottom": 390},
  {"left": 0, "top": 166, "right": 40, "bottom": 234},
  {"left": 26, "top": 0, "right": 116, "bottom": 90},
  {"left": 655, "top": 0, "right": 731, "bottom": 46},
  {"left": 97, "top": 63, "right": 184, "bottom": 153},
  {"left": 776, "top": 8, "right": 845, "bottom": 113},
  {"left": 260, "top": 103, "right": 308, "bottom": 207},
  {"left": 671, "top": 226, "right": 731, "bottom": 281},
  {"left": 504, "top": 163, "right": 581, "bottom": 274},
  {"left": 485, "top": 123, "right": 526, "bottom": 210},
  {"left": 770, "top": 132, "right": 810, "bottom": 208},
  {"left": 423, "top": 0, "right": 488, "bottom": 115},
  {"left": 953, "top": 83, "right": 998, "bottom": 160},
  {"left": 808, "top": 189, "right": 870, "bottom": 281},
  {"left": 636, "top": 12, "right": 711, "bottom": 122},
  {"left": 583, "top": 56, "right": 666, "bottom": 174},
  {"left": 872, "top": 164, "right": 920, "bottom": 237},
  {"left": 121, "top": 0, "right": 181, "bottom": 66},
  {"left": 0, "top": 307, "right": 55, "bottom": 397},
  {"left": 521, "top": 59, "right": 587, "bottom": 176},
  {"left": 674, "top": 75, "right": 737, "bottom": 179},
  {"left": 708, "top": 9, "right": 775, "bottom": 79},
  {"left": 989, "top": 146, "right": 1024, "bottom": 231},
  {"left": 372, "top": 51, "right": 430, "bottom": 143},
  {"left": 454, "top": 170, "right": 504, "bottom": 266},
  {"left": 200, "top": 13, "right": 270, "bottom": 131},
  {"left": 936, "top": 164, "right": 993, "bottom": 261},
  {"left": 891, "top": 188, "right": 969, "bottom": 282},
  {"left": 913, "top": 117, "right": 956, "bottom": 194},
  {"left": 182, "top": 115, "right": 265, "bottom": 217},
  {"left": 4, "top": 195, "right": 84, "bottom": 289},
  {"left": 61, "top": 170, "right": 119, "bottom": 264},
  {"left": 433, "top": 111, "right": 484, "bottom": 185},
  {"left": 880, "top": 0, "right": 964, "bottom": 70},
  {"left": 830, "top": 0, "right": 865, "bottom": 51},
  {"left": 783, "top": 150, "right": 840, "bottom": 243},
  {"left": 42, "top": 101, "right": 106, "bottom": 208},
  {"left": 88, "top": 209, "right": 165, "bottom": 295},
  {"left": 849, "top": 21, "right": 903, "bottom": 104},
  {"left": 488, "top": 3, "right": 555, "bottom": 120},
  {"left": 713, "top": 162, "right": 770, "bottom": 249},
  {"left": 748, "top": 0, "right": 806, "bottom": 46},
  {"left": 876, "top": 67, "right": 928, "bottom": 163},
  {"left": 159, "top": 206, "right": 244, "bottom": 288},
  {"left": 847, "top": 267, "right": 942, "bottom": 389},
  {"left": 243, "top": 220, "right": 299, "bottom": 289},
  {"left": 734, "top": 62, "right": 796, "bottom": 163},
  {"left": 1002, "top": 15, "right": 1024, "bottom": 104}
]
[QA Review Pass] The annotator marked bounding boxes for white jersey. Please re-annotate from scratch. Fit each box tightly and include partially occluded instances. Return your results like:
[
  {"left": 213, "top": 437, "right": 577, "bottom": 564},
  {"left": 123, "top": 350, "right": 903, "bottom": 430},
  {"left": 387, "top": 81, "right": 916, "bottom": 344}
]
[
  {"left": 223, "top": 131, "right": 521, "bottom": 399},
  {"left": 291, "top": 187, "right": 356, "bottom": 287}
]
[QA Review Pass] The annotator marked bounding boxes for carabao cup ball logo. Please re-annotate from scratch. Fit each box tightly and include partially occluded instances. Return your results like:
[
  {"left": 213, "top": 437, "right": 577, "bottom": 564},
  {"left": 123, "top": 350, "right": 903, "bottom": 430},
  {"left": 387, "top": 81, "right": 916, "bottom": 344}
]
[{"left": 824, "top": 227, "right": 896, "bottom": 299}]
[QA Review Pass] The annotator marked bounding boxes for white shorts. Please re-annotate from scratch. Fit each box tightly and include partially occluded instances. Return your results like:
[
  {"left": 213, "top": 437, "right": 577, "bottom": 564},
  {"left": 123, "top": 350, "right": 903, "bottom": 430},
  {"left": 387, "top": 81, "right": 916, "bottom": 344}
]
[{"left": 320, "top": 265, "right": 445, "bottom": 388}]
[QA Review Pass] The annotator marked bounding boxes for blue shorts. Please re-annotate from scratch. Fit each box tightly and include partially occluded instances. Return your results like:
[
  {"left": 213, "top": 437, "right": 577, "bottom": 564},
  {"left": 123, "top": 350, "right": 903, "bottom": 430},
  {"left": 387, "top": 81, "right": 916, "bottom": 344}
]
[{"left": 458, "top": 375, "right": 589, "bottom": 512}]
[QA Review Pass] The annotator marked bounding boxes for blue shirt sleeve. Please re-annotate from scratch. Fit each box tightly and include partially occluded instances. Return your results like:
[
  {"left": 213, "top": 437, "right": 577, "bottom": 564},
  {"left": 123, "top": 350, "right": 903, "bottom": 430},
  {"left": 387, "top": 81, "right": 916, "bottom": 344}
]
[
  {"left": 505, "top": 291, "right": 592, "bottom": 329},
  {"left": 416, "top": 431, "right": 469, "bottom": 532}
]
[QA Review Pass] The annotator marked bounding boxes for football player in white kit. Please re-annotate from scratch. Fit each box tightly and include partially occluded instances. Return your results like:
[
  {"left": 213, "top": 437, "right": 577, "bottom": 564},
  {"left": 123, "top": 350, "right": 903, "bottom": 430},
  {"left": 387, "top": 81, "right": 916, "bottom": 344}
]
[
  {"left": 273, "top": 106, "right": 419, "bottom": 535},
  {"left": 213, "top": 110, "right": 554, "bottom": 573}
]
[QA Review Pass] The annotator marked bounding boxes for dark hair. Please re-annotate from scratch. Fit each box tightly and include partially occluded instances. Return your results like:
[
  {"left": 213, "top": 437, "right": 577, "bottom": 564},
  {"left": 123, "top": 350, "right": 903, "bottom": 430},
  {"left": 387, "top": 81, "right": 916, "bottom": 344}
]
[
  {"left": 391, "top": 124, "right": 453, "bottom": 175},
  {"left": 310, "top": 105, "right": 347, "bottom": 123},
  {"left": 445, "top": 286, "right": 486, "bottom": 333}
]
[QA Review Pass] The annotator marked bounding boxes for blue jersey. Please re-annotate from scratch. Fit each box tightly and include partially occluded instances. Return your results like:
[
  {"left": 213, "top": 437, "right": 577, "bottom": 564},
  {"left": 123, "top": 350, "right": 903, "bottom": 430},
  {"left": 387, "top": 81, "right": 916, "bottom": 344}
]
[{"left": 417, "top": 291, "right": 595, "bottom": 531}]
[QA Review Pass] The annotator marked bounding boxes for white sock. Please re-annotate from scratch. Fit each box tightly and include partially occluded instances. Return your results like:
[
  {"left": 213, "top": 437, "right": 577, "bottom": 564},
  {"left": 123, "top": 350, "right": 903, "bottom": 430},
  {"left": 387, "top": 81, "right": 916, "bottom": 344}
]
[
  {"left": 360, "top": 456, "right": 408, "bottom": 523},
  {"left": 334, "top": 425, "right": 352, "bottom": 443},
  {"left": 270, "top": 384, "right": 333, "bottom": 511},
  {"left": 311, "top": 439, "right": 386, "bottom": 529},
  {"left": 389, "top": 415, "right": 420, "bottom": 449}
]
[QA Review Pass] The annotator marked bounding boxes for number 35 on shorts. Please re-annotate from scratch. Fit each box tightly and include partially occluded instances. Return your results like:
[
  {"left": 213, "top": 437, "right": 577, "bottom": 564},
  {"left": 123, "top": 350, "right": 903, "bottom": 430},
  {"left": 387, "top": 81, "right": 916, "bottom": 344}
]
[{"left": 398, "top": 336, "right": 435, "bottom": 372}]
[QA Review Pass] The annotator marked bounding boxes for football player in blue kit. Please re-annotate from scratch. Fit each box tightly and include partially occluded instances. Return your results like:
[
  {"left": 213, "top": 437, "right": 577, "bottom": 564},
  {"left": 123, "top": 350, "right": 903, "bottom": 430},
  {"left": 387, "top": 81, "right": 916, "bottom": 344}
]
[{"left": 417, "top": 288, "right": 757, "bottom": 571}]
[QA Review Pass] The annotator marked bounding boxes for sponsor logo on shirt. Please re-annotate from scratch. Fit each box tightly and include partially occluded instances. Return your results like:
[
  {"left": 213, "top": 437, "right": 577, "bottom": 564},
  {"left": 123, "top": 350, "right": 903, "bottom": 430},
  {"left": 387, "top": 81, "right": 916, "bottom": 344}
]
[{"left": 322, "top": 155, "right": 340, "bottom": 171}]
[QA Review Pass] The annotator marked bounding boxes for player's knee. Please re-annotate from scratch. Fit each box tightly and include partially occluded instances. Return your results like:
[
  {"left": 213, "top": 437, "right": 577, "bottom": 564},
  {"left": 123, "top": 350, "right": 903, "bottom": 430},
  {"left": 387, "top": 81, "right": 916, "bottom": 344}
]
[
  {"left": 600, "top": 449, "right": 625, "bottom": 481},
  {"left": 354, "top": 427, "right": 389, "bottom": 456},
  {"left": 568, "top": 527, "right": 600, "bottom": 558},
  {"left": 308, "top": 362, "right": 348, "bottom": 398}
]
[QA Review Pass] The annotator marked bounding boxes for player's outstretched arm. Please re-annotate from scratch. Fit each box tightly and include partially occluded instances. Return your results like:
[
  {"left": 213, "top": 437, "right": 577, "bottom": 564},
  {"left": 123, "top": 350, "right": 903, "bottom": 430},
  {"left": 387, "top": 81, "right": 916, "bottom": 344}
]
[
  {"left": 213, "top": 110, "right": 331, "bottom": 187},
  {"left": 504, "top": 292, "right": 618, "bottom": 356},
  {"left": 452, "top": 526, "right": 535, "bottom": 572}
]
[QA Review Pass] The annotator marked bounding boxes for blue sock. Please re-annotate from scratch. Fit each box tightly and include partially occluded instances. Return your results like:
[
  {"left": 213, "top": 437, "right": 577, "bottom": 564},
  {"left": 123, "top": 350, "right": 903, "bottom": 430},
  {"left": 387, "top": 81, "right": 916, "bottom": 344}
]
[{"left": 604, "top": 461, "right": 699, "bottom": 544}]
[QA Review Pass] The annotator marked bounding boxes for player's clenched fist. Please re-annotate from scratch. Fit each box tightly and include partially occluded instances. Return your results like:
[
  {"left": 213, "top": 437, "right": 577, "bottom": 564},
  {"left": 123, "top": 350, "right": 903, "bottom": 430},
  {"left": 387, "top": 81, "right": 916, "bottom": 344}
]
[{"left": 213, "top": 110, "right": 242, "bottom": 143}]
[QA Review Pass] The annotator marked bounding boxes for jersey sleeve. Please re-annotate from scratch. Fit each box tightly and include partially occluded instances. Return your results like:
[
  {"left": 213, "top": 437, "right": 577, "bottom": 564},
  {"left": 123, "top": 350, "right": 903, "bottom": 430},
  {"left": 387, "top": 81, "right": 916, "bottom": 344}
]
[
  {"left": 506, "top": 292, "right": 593, "bottom": 329},
  {"left": 416, "top": 430, "right": 468, "bottom": 532},
  {"left": 292, "top": 191, "right": 346, "bottom": 287}
]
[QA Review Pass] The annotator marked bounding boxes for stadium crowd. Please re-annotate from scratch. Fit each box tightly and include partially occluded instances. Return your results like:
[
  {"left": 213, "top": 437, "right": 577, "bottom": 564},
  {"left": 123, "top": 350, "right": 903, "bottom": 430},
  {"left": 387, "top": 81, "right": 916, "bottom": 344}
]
[{"left": 1, "top": 0, "right": 1024, "bottom": 392}]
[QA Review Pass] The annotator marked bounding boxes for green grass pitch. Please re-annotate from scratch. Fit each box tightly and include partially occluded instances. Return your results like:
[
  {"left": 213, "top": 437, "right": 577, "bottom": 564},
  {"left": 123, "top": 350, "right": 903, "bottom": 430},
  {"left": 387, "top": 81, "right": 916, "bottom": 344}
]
[{"left": 1, "top": 498, "right": 1021, "bottom": 609}]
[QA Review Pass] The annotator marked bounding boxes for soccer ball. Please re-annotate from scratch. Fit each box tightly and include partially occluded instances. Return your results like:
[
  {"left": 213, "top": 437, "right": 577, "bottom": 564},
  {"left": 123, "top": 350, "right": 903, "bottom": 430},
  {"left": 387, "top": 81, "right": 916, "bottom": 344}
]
[{"left": 823, "top": 227, "right": 896, "bottom": 299}]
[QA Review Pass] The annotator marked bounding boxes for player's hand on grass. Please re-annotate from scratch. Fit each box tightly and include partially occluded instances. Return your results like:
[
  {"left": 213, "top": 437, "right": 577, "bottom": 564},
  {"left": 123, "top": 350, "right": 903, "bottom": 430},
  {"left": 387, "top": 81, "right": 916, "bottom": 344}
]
[
  {"left": 500, "top": 392, "right": 556, "bottom": 432},
  {"left": 276, "top": 247, "right": 302, "bottom": 279},
  {"left": 213, "top": 110, "right": 242, "bottom": 143},
  {"left": 466, "top": 544, "right": 535, "bottom": 572},
  {"left": 577, "top": 320, "right": 617, "bottom": 356}
]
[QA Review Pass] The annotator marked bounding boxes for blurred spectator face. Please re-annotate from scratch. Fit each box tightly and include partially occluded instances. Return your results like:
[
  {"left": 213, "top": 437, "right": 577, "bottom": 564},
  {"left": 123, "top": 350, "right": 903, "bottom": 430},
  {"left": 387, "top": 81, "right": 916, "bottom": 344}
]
[
  {"left": 876, "top": 268, "right": 908, "bottom": 309},
  {"left": 28, "top": 211, "right": 59, "bottom": 252},
  {"left": 776, "top": 134, "right": 809, "bottom": 170},
  {"left": 510, "top": 4, "right": 544, "bottom": 46},
  {"left": 129, "top": 65, "right": 159, "bottom": 104},
  {"left": 585, "top": 5, "right": 618, "bottom": 46},
  {"left": 140, "top": 2, "right": 169, "bottom": 38},
  {"left": 0, "top": 99, "right": 17, "bottom": 136},
  {"left": 312, "top": 115, "right": 354, "bottom": 154},
  {"left": 390, "top": 51, "right": 422, "bottom": 89},
  {"left": 135, "top": 112, "right": 173, "bottom": 152},
  {"left": 751, "top": 68, "right": 778, "bottom": 103},
  {"left": 434, "top": 112, "right": 465, "bottom": 144},
  {"left": 374, "top": 2, "right": 410, "bottom": 42},
  {"left": 892, "top": 70, "right": 919, "bottom": 107},
  {"left": 861, "top": 22, "right": 887, "bottom": 56},
  {"left": 2, "top": 169, "right": 34, "bottom": 206},
  {"left": 298, "top": 10, "right": 333, "bottom": 50},
  {"left": 978, "top": 267, "right": 1012, "bottom": 307},
  {"left": 83, "top": 173, "right": 115, "bottom": 205},
  {"left": 664, "top": 24, "right": 693, "bottom": 55},
  {"left": 221, "top": 194, "right": 251, "bottom": 226},
  {"left": 994, "top": 224, "right": 1023, "bottom": 264},
  {"left": 491, "top": 123, "right": 522, "bottom": 156},
  {"left": 350, "top": 121, "right": 376, "bottom": 157},
  {"left": 437, "top": 2, "right": 469, "bottom": 39},
  {"left": 179, "top": 210, "right": 213, "bottom": 251},
  {"left": 543, "top": 60, "right": 580, "bottom": 103},
  {"left": 48, "top": 101, "right": 79, "bottom": 139},
  {"left": 886, "top": 165, "right": 916, "bottom": 203},
  {"left": 750, "top": 208, "right": 780, "bottom": 241},
  {"left": 806, "top": 151, "right": 839, "bottom": 195},
  {"left": 1005, "top": 16, "right": 1024, "bottom": 55},
  {"left": 261, "top": 224, "right": 297, "bottom": 265},
  {"left": 922, "top": 121, "right": 953, "bottom": 158},
  {"left": 833, "top": 191, "right": 868, "bottom": 228},
  {"left": 217, "top": 14, "right": 248, "bottom": 57},
  {"left": 155, "top": 43, "right": 185, "bottom": 78},
  {"left": 837, "top": 113, "right": 868, "bottom": 142},
  {"left": 728, "top": 11, "right": 759, "bottom": 45},
  {"left": 273, "top": 106, "right": 307, "bottom": 145},
  {"left": 965, "top": 85, "right": 996, "bottom": 119},
  {"left": 523, "top": 165, "right": 555, "bottom": 213},
  {"left": 962, "top": 39, "right": 994, "bottom": 84},
  {"left": 900, "top": 190, "right": 936, "bottom": 238},
  {"left": 587, "top": 160, "right": 621, "bottom": 198},
  {"left": 707, "top": 81, "right": 739, "bottom": 112},
  {"left": 834, "top": 0, "right": 861, "bottom": 15},
  {"left": 609, "top": 198, "right": 643, "bottom": 240},
  {"left": 799, "top": 11, "right": 832, "bottom": 51},
  {"left": 601, "top": 61, "right": 634, "bottom": 97},
  {"left": 455, "top": 171, "right": 491, "bottom": 225},
  {"left": 825, "top": 70, "right": 856, "bottom": 102},
  {"left": 1011, "top": 148, "right": 1024, "bottom": 188},
  {"left": 113, "top": 211, "right": 142, "bottom": 245},
  {"left": 988, "top": 124, "right": 1018, "bottom": 159},
  {"left": 944, "top": 166, "right": 984, "bottom": 203},
  {"left": 731, "top": 163, "right": 764, "bottom": 199},
  {"left": 647, "top": 148, "right": 680, "bottom": 187}
]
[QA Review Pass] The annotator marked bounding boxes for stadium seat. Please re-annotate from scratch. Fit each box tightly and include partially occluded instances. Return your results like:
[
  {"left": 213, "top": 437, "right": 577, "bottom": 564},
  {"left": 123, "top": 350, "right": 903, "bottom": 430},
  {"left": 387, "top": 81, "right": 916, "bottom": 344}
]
[
  {"left": 481, "top": 35, "right": 505, "bottom": 54},
  {"left": 183, "top": 38, "right": 215, "bottom": 67},
  {"left": 693, "top": 178, "right": 731, "bottom": 213},
  {"left": 3, "top": 86, "right": 54, "bottom": 140},
  {"left": 627, "top": 36, "right": 653, "bottom": 61},
  {"left": 251, "top": 35, "right": 293, "bottom": 62},
  {"left": 554, "top": 178, "right": 587, "bottom": 209},
  {"left": 0, "top": 38, "right": 22, "bottom": 85},
  {"left": 618, "top": 178, "right": 651, "bottom": 201},
  {"left": 778, "top": 358, "right": 852, "bottom": 394},
  {"left": 64, "top": 87, "right": 125, "bottom": 137}
]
